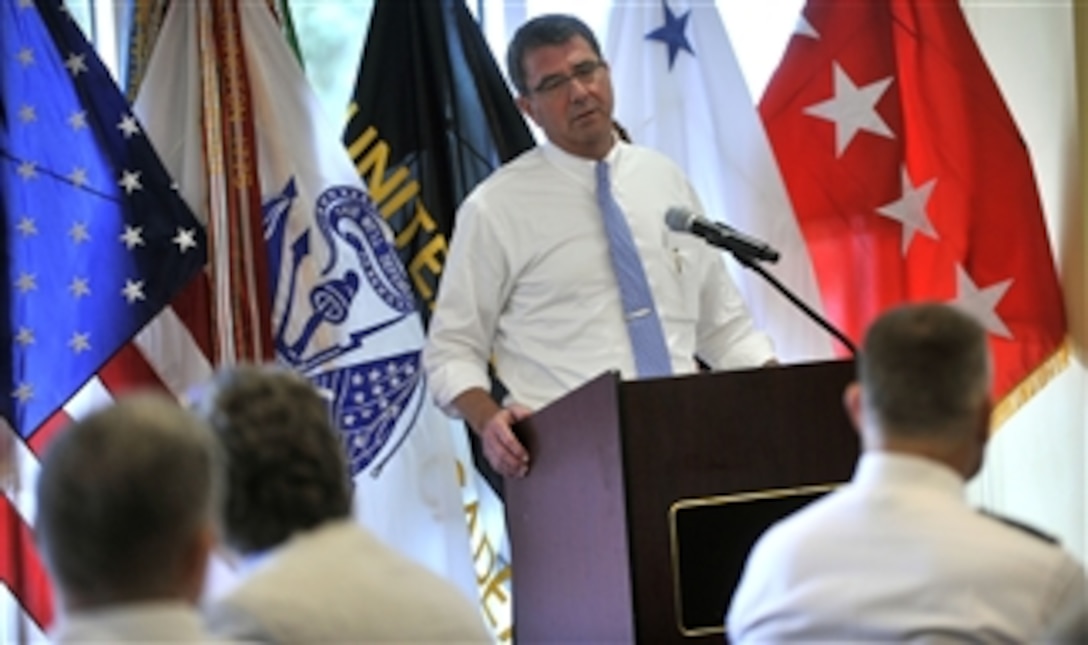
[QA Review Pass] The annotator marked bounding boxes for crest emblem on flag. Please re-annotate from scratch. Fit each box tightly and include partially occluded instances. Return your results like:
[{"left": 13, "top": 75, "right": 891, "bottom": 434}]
[{"left": 264, "top": 180, "right": 422, "bottom": 475}]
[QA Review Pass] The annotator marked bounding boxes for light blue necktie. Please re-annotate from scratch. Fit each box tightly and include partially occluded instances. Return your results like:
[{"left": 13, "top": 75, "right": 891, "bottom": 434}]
[{"left": 595, "top": 160, "right": 672, "bottom": 378}]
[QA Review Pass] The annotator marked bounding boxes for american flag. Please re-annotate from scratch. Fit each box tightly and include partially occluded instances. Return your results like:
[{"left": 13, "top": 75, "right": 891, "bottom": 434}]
[{"left": 1, "top": 0, "right": 206, "bottom": 633}]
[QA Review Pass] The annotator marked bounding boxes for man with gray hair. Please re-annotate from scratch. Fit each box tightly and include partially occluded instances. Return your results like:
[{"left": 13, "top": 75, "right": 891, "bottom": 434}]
[
  {"left": 727, "top": 303, "right": 1088, "bottom": 641},
  {"left": 36, "top": 393, "right": 220, "bottom": 643}
]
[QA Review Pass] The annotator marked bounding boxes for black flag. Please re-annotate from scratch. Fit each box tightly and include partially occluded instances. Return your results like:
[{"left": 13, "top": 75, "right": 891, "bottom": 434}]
[{"left": 343, "top": 0, "right": 535, "bottom": 324}]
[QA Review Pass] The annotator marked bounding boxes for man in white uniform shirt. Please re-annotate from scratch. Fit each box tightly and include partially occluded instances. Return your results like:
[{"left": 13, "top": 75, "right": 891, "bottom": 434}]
[
  {"left": 727, "top": 303, "right": 1088, "bottom": 642},
  {"left": 423, "top": 14, "right": 774, "bottom": 478}
]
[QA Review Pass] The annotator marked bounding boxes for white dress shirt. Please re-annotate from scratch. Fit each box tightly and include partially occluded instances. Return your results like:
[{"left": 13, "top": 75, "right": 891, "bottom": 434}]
[
  {"left": 424, "top": 140, "right": 774, "bottom": 411},
  {"left": 727, "top": 452, "right": 1088, "bottom": 643}
]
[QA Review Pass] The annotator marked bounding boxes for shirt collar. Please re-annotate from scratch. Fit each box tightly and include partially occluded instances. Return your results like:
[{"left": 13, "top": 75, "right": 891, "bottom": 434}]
[
  {"left": 51, "top": 601, "right": 209, "bottom": 640},
  {"left": 852, "top": 451, "right": 966, "bottom": 499},
  {"left": 540, "top": 137, "right": 625, "bottom": 188}
]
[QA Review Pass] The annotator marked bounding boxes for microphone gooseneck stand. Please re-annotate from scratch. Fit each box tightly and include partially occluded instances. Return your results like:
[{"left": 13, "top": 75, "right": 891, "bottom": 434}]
[{"left": 731, "top": 251, "right": 859, "bottom": 357}]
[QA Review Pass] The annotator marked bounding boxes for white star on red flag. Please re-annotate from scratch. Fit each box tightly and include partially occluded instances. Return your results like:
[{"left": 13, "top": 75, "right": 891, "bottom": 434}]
[
  {"left": 795, "top": 15, "right": 819, "bottom": 39},
  {"left": 803, "top": 62, "right": 894, "bottom": 157},
  {"left": 876, "top": 166, "right": 938, "bottom": 255},
  {"left": 952, "top": 265, "right": 1013, "bottom": 340}
]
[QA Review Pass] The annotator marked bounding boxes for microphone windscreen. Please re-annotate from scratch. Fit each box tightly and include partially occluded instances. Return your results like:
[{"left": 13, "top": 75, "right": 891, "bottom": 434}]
[{"left": 664, "top": 207, "right": 695, "bottom": 232}]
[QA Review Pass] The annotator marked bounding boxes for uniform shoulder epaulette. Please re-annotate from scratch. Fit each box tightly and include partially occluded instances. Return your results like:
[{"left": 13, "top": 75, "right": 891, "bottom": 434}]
[{"left": 979, "top": 509, "right": 1059, "bottom": 545}]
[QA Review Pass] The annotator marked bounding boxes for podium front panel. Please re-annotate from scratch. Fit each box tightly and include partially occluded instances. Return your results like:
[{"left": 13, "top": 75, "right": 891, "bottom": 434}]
[
  {"left": 506, "top": 371, "right": 636, "bottom": 644},
  {"left": 618, "top": 360, "right": 857, "bottom": 642}
]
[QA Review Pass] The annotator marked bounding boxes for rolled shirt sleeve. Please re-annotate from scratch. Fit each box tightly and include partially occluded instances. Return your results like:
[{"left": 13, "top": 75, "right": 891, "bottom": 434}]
[{"left": 422, "top": 196, "right": 506, "bottom": 416}]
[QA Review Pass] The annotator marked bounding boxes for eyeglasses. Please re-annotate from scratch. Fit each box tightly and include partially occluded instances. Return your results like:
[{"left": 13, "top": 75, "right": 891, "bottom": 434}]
[{"left": 530, "top": 60, "right": 608, "bottom": 96}]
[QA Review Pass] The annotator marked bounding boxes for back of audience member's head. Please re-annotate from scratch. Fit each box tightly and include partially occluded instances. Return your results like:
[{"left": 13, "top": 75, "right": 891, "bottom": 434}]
[
  {"left": 196, "top": 364, "right": 352, "bottom": 557},
  {"left": 853, "top": 303, "right": 991, "bottom": 475},
  {"left": 35, "top": 393, "right": 217, "bottom": 611}
]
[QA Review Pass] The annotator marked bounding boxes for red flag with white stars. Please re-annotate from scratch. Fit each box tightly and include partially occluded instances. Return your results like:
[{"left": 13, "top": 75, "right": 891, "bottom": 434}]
[{"left": 760, "top": 0, "right": 1067, "bottom": 419}]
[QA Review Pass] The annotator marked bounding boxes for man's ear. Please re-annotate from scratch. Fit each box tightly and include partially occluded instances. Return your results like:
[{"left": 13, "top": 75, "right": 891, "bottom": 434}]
[
  {"left": 516, "top": 95, "right": 537, "bottom": 124},
  {"left": 976, "top": 396, "right": 994, "bottom": 446},
  {"left": 843, "top": 382, "right": 863, "bottom": 436},
  {"left": 961, "top": 396, "right": 993, "bottom": 480},
  {"left": 184, "top": 523, "right": 216, "bottom": 604}
]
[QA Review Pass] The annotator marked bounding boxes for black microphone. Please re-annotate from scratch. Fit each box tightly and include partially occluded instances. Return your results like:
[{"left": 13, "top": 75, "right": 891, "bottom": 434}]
[{"left": 665, "top": 207, "right": 780, "bottom": 263}]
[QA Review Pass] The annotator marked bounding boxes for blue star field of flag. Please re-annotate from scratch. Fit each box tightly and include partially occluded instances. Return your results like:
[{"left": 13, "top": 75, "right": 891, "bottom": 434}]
[{"left": 1, "top": 0, "right": 206, "bottom": 437}]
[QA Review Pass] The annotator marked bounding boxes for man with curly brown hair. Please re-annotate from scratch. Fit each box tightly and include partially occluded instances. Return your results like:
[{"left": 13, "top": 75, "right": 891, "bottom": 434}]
[{"left": 195, "top": 364, "right": 490, "bottom": 643}]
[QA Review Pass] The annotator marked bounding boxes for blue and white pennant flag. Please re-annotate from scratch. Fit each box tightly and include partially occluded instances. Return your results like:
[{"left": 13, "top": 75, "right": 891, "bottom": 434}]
[{"left": 605, "top": 0, "right": 832, "bottom": 363}]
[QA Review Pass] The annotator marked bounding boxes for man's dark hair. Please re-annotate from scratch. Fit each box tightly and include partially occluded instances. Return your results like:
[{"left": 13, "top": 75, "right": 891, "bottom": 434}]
[
  {"left": 198, "top": 364, "right": 352, "bottom": 554},
  {"left": 506, "top": 13, "right": 603, "bottom": 96},
  {"left": 35, "top": 393, "right": 216, "bottom": 605},
  {"left": 859, "top": 303, "right": 990, "bottom": 438}
]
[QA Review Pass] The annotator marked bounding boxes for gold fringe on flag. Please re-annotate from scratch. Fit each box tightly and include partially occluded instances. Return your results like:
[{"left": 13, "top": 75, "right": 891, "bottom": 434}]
[
  {"left": 125, "top": 0, "right": 171, "bottom": 100},
  {"left": 199, "top": 1, "right": 275, "bottom": 365},
  {"left": 992, "top": 338, "right": 1071, "bottom": 431}
]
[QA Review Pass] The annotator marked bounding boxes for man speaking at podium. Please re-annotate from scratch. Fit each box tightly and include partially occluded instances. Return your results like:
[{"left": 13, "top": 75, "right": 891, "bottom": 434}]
[{"left": 423, "top": 14, "right": 774, "bottom": 479}]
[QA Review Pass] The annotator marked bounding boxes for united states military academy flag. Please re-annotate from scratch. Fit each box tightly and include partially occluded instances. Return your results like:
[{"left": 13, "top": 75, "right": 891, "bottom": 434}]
[
  {"left": 1, "top": 0, "right": 207, "bottom": 636},
  {"left": 760, "top": 0, "right": 1068, "bottom": 421},
  {"left": 134, "top": 0, "right": 478, "bottom": 603},
  {"left": 605, "top": 0, "right": 835, "bottom": 363},
  {"left": 343, "top": 2, "right": 537, "bottom": 640}
]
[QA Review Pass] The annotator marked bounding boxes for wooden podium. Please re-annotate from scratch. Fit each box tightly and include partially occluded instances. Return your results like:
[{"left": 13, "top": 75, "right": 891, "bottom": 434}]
[{"left": 505, "top": 360, "right": 858, "bottom": 644}]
